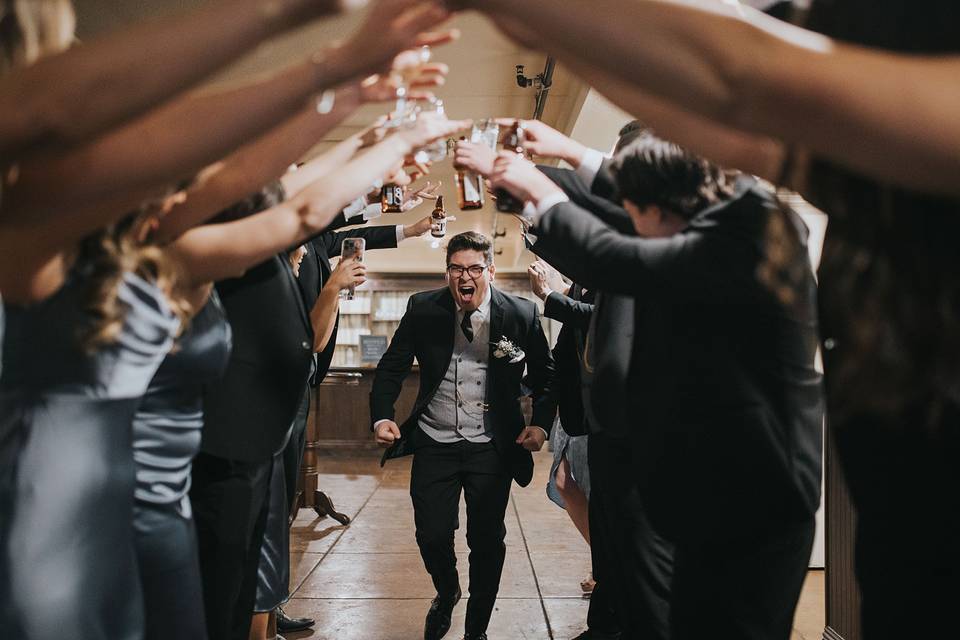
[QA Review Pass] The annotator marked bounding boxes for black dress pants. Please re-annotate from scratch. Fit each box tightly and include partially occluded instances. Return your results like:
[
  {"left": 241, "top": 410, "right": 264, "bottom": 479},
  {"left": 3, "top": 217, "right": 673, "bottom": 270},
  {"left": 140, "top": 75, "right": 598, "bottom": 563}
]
[
  {"left": 410, "top": 434, "right": 513, "bottom": 635},
  {"left": 588, "top": 434, "right": 674, "bottom": 639},
  {"left": 282, "top": 385, "right": 312, "bottom": 517},
  {"left": 190, "top": 452, "right": 273, "bottom": 640}
]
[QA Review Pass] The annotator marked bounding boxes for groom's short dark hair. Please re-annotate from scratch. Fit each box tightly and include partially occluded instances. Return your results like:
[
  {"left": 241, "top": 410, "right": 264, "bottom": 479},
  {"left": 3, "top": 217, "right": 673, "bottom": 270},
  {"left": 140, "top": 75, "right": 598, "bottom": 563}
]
[{"left": 446, "top": 231, "right": 494, "bottom": 266}]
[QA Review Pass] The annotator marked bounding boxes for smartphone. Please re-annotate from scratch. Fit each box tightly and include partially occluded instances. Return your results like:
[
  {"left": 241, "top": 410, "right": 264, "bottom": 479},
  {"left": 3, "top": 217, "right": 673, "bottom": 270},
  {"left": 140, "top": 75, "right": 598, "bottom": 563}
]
[{"left": 341, "top": 238, "right": 365, "bottom": 300}]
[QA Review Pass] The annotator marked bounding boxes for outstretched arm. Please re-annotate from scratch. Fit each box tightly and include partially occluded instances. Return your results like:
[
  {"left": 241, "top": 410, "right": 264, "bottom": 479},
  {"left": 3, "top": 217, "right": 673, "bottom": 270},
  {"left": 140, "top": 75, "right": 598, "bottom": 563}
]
[
  {"left": 0, "top": 0, "right": 358, "bottom": 162},
  {"left": 469, "top": 0, "right": 960, "bottom": 197},
  {"left": 167, "top": 114, "right": 470, "bottom": 286},
  {"left": 154, "top": 86, "right": 365, "bottom": 244},
  {"left": 2, "top": 2, "right": 455, "bottom": 228}
]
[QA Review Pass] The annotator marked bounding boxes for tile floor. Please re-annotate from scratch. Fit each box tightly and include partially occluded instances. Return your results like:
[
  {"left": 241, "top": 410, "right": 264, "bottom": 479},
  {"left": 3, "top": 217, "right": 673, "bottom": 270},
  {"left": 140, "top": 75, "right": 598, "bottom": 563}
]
[{"left": 286, "top": 451, "right": 825, "bottom": 640}]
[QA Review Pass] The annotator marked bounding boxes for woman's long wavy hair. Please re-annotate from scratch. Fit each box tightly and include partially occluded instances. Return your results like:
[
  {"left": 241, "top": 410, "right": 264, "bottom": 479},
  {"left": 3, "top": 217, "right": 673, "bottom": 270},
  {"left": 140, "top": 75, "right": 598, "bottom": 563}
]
[
  {"left": 76, "top": 193, "right": 192, "bottom": 352},
  {"left": 794, "top": 0, "right": 960, "bottom": 425}
]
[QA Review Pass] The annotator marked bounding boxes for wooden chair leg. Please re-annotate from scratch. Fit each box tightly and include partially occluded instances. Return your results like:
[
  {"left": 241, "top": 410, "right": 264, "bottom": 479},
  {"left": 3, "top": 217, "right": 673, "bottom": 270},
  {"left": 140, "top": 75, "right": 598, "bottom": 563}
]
[{"left": 313, "top": 490, "right": 351, "bottom": 525}]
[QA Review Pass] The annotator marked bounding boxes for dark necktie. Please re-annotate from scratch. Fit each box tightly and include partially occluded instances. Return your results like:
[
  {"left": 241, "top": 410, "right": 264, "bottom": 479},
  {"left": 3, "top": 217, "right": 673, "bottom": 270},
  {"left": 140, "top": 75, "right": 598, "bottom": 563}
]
[{"left": 460, "top": 309, "right": 475, "bottom": 342}]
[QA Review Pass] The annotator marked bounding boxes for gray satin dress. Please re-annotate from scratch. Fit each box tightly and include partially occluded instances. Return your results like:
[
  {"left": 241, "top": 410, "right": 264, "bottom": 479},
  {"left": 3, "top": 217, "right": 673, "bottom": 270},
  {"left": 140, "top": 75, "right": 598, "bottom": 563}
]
[
  {"left": 133, "top": 292, "right": 231, "bottom": 639},
  {"left": 0, "top": 269, "right": 178, "bottom": 640}
]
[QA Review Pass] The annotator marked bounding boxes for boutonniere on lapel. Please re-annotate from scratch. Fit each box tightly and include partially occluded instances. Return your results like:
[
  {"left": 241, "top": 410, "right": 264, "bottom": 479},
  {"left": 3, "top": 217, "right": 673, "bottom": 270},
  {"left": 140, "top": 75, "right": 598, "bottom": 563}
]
[{"left": 492, "top": 337, "right": 525, "bottom": 364}]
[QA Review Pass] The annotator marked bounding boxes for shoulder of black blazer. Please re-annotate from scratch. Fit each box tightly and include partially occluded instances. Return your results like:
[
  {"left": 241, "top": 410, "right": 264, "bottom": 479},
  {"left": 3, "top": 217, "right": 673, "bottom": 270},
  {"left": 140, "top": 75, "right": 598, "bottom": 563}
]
[
  {"left": 371, "top": 286, "right": 546, "bottom": 404},
  {"left": 536, "top": 164, "right": 635, "bottom": 236}
]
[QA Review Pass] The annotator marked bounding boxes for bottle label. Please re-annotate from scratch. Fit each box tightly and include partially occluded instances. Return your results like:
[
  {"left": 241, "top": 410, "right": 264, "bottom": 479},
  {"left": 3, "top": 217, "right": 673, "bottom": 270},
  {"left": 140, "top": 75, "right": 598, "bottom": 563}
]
[{"left": 463, "top": 173, "right": 482, "bottom": 203}]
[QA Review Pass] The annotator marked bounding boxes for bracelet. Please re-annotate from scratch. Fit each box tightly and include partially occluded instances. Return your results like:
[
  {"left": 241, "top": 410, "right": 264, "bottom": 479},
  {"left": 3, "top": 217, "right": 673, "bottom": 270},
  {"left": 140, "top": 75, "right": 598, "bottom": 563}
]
[{"left": 315, "top": 89, "right": 336, "bottom": 115}]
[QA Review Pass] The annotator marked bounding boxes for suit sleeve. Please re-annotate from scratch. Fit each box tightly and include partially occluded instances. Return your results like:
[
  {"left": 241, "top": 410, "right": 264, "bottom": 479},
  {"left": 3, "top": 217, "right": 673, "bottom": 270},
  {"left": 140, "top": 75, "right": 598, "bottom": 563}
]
[
  {"left": 369, "top": 297, "right": 416, "bottom": 427},
  {"left": 524, "top": 304, "right": 556, "bottom": 431},
  {"left": 325, "top": 225, "right": 400, "bottom": 258},
  {"left": 536, "top": 165, "right": 635, "bottom": 235},
  {"left": 532, "top": 200, "right": 756, "bottom": 304},
  {"left": 543, "top": 291, "right": 594, "bottom": 331}
]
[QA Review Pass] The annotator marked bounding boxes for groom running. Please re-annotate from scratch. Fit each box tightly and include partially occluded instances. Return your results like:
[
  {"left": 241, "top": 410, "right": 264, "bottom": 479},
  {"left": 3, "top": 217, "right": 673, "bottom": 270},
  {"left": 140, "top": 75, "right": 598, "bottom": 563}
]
[{"left": 371, "top": 231, "right": 555, "bottom": 640}]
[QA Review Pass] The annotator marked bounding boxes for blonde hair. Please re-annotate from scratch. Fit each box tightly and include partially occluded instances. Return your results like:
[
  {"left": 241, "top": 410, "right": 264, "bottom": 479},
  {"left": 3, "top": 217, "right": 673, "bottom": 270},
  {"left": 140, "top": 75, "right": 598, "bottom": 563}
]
[
  {"left": 1, "top": 0, "right": 75, "bottom": 74},
  {"left": 78, "top": 200, "right": 192, "bottom": 352}
]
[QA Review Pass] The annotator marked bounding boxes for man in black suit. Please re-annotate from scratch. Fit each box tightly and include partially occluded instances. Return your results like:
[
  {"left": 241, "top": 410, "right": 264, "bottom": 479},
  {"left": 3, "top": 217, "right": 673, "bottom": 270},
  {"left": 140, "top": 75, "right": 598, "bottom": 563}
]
[
  {"left": 190, "top": 182, "right": 317, "bottom": 640},
  {"left": 371, "top": 231, "right": 554, "bottom": 640},
  {"left": 458, "top": 124, "right": 675, "bottom": 639},
  {"left": 259, "top": 208, "right": 434, "bottom": 634},
  {"left": 490, "top": 133, "right": 824, "bottom": 640}
]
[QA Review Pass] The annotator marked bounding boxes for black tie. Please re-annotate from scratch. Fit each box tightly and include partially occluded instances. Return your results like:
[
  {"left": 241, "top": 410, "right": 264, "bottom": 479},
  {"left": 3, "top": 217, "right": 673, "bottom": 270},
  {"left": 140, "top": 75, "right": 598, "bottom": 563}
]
[{"left": 460, "top": 309, "right": 475, "bottom": 342}]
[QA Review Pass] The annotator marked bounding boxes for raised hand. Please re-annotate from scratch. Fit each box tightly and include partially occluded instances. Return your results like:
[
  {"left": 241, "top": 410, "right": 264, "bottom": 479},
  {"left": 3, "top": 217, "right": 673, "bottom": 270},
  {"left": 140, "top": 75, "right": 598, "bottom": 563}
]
[
  {"left": 402, "top": 180, "right": 441, "bottom": 211},
  {"left": 489, "top": 151, "right": 563, "bottom": 205},
  {"left": 453, "top": 139, "right": 497, "bottom": 177},
  {"left": 341, "top": 0, "right": 459, "bottom": 78},
  {"left": 360, "top": 55, "right": 449, "bottom": 103},
  {"left": 329, "top": 257, "right": 367, "bottom": 291},
  {"left": 494, "top": 118, "right": 587, "bottom": 164},
  {"left": 527, "top": 261, "right": 551, "bottom": 301},
  {"left": 403, "top": 214, "right": 435, "bottom": 237},
  {"left": 398, "top": 113, "right": 472, "bottom": 155}
]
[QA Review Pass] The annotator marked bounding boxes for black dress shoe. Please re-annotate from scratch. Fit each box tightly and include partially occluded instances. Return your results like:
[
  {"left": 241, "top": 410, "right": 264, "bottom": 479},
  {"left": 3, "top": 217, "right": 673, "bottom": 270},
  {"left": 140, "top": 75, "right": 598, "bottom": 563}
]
[
  {"left": 276, "top": 606, "right": 314, "bottom": 633},
  {"left": 462, "top": 634, "right": 488, "bottom": 640},
  {"left": 424, "top": 587, "right": 462, "bottom": 640}
]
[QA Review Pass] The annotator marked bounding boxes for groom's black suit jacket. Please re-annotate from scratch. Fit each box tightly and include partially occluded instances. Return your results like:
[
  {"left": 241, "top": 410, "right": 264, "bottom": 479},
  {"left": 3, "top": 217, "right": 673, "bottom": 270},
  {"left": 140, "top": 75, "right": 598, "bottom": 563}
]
[
  {"left": 370, "top": 286, "right": 555, "bottom": 487},
  {"left": 531, "top": 175, "right": 825, "bottom": 543}
]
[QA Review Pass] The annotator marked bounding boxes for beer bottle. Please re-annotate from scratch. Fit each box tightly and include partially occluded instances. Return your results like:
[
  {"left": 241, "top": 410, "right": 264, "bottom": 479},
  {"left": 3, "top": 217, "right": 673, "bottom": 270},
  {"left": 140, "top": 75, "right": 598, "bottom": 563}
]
[
  {"left": 494, "top": 120, "right": 526, "bottom": 213},
  {"left": 381, "top": 183, "right": 403, "bottom": 214},
  {"left": 431, "top": 195, "right": 447, "bottom": 238},
  {"left": 455, "top": 136, "right": 484, "bottom": 210}
]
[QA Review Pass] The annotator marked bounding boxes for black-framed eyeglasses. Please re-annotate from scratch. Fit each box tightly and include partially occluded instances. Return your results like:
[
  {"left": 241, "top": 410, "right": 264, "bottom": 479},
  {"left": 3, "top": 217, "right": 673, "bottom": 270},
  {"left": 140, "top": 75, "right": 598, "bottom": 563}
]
[{"left": 447, "top": 264, "right": 488, "bottom": 279}]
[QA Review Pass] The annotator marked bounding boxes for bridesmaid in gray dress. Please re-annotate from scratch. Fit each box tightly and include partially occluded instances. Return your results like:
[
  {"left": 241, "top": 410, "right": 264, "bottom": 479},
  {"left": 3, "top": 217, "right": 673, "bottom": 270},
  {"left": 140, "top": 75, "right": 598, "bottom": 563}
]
[
  {"left": 133, "top": 290, "right": 231, "bottom": 640},
  {"left": 0, "top": 264, "right": 179, "bottom": 640}
]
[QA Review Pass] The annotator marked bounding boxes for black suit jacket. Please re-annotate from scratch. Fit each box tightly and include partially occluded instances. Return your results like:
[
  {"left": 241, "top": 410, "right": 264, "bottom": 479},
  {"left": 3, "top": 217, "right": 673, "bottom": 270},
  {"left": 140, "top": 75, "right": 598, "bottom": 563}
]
[
  {"left": 532, "top": 177, "right": 825, "bottom": 542},
  {"left": 201, "top": 255, "right": 315, "bottom": 462},
  {"left": 297, "top": 224, "right": 399, "bottom": 385},
  {"left": 370, "top": 287, "right": 555, "bottom": 487},
  {"left": 531, "top": 164, "right": 638, "bottom": 439},
  {"left": 543, "top": 287, "right": 594, "bottom": 437}
]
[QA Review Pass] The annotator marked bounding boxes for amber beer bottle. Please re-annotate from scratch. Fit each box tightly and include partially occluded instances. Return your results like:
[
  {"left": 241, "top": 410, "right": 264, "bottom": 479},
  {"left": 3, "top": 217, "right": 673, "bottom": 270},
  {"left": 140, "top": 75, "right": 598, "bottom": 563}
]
[
  {"left": 431, "top": 195, "right": 447, "bottom": 238},
  {"left": 455, "top": 136, "right": 484, "bottom": 210},
  {"left": 380, "top": 183, "right": 403, "bottom": 214},
  {"left": 495, "top": 121, "right": 526, "bottom": 213}
]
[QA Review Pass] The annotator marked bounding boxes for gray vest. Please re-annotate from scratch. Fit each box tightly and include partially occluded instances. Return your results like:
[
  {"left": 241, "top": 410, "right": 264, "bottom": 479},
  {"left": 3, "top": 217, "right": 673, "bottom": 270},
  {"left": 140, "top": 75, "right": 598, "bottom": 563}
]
[{"left": 418, "top": 309, "right": 492, "bottom": 443}]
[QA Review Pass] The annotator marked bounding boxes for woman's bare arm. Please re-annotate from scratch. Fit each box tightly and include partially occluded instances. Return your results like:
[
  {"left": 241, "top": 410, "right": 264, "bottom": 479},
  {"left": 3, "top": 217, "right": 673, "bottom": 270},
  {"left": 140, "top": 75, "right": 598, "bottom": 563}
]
[
  {"left": 0, "top": 0, "right": 359, "bottom": 161},
  {"left": 470, "top": 0, "right": 960, "bottom": 197},
  {"left": 562, "top": 57, "right": 786, "bottom": 184},
  {"left": 154, "top": 85, "right": 365, "bottom": 244},
  {"left": 168, "top": 115, "right": 470, "bottom": 286},
  {"left": 2, "top": 2, "right": 456, "bottom": 229}
]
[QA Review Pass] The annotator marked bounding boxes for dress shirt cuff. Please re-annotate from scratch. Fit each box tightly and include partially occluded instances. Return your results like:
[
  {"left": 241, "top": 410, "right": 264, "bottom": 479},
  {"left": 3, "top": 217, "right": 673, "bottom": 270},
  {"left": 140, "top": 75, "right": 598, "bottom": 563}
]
[
  {"left": 342, "top": 196, "right": 367, "bottom": 220},
  {"left": 396, "top": 224, "right": 406, "bottom": 244},
  {"left": 533, "top": 425, "right": 549, "bottom": 441},
  {"left": 529, "top": 192, "right": 571, "bottom": 227},
  {"left": 373, "top": 419, "right": 392, "bottom": 430},
  {"left": 362, "top": 203, "right": 383, "bottom": 221},
  {"left": 574, "top": 147, "right": 606, "bottom": 186}
]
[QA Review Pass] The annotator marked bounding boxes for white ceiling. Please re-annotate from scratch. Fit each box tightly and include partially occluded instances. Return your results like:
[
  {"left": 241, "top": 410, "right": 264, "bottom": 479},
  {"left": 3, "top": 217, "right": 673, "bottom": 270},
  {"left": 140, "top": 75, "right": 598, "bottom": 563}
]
[{"left": 73, "top": 2, "right": 631, "bottom": 274}]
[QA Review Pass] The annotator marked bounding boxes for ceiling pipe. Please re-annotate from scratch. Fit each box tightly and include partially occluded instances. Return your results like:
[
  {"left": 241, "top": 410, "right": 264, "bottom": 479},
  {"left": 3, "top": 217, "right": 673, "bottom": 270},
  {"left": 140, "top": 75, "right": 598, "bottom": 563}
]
[
  {"left": 532, "top": 56, "right": 556, "bottom": 120},
  {"left": 516, "top": 56, "right": 557, "bottom": 121}
]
